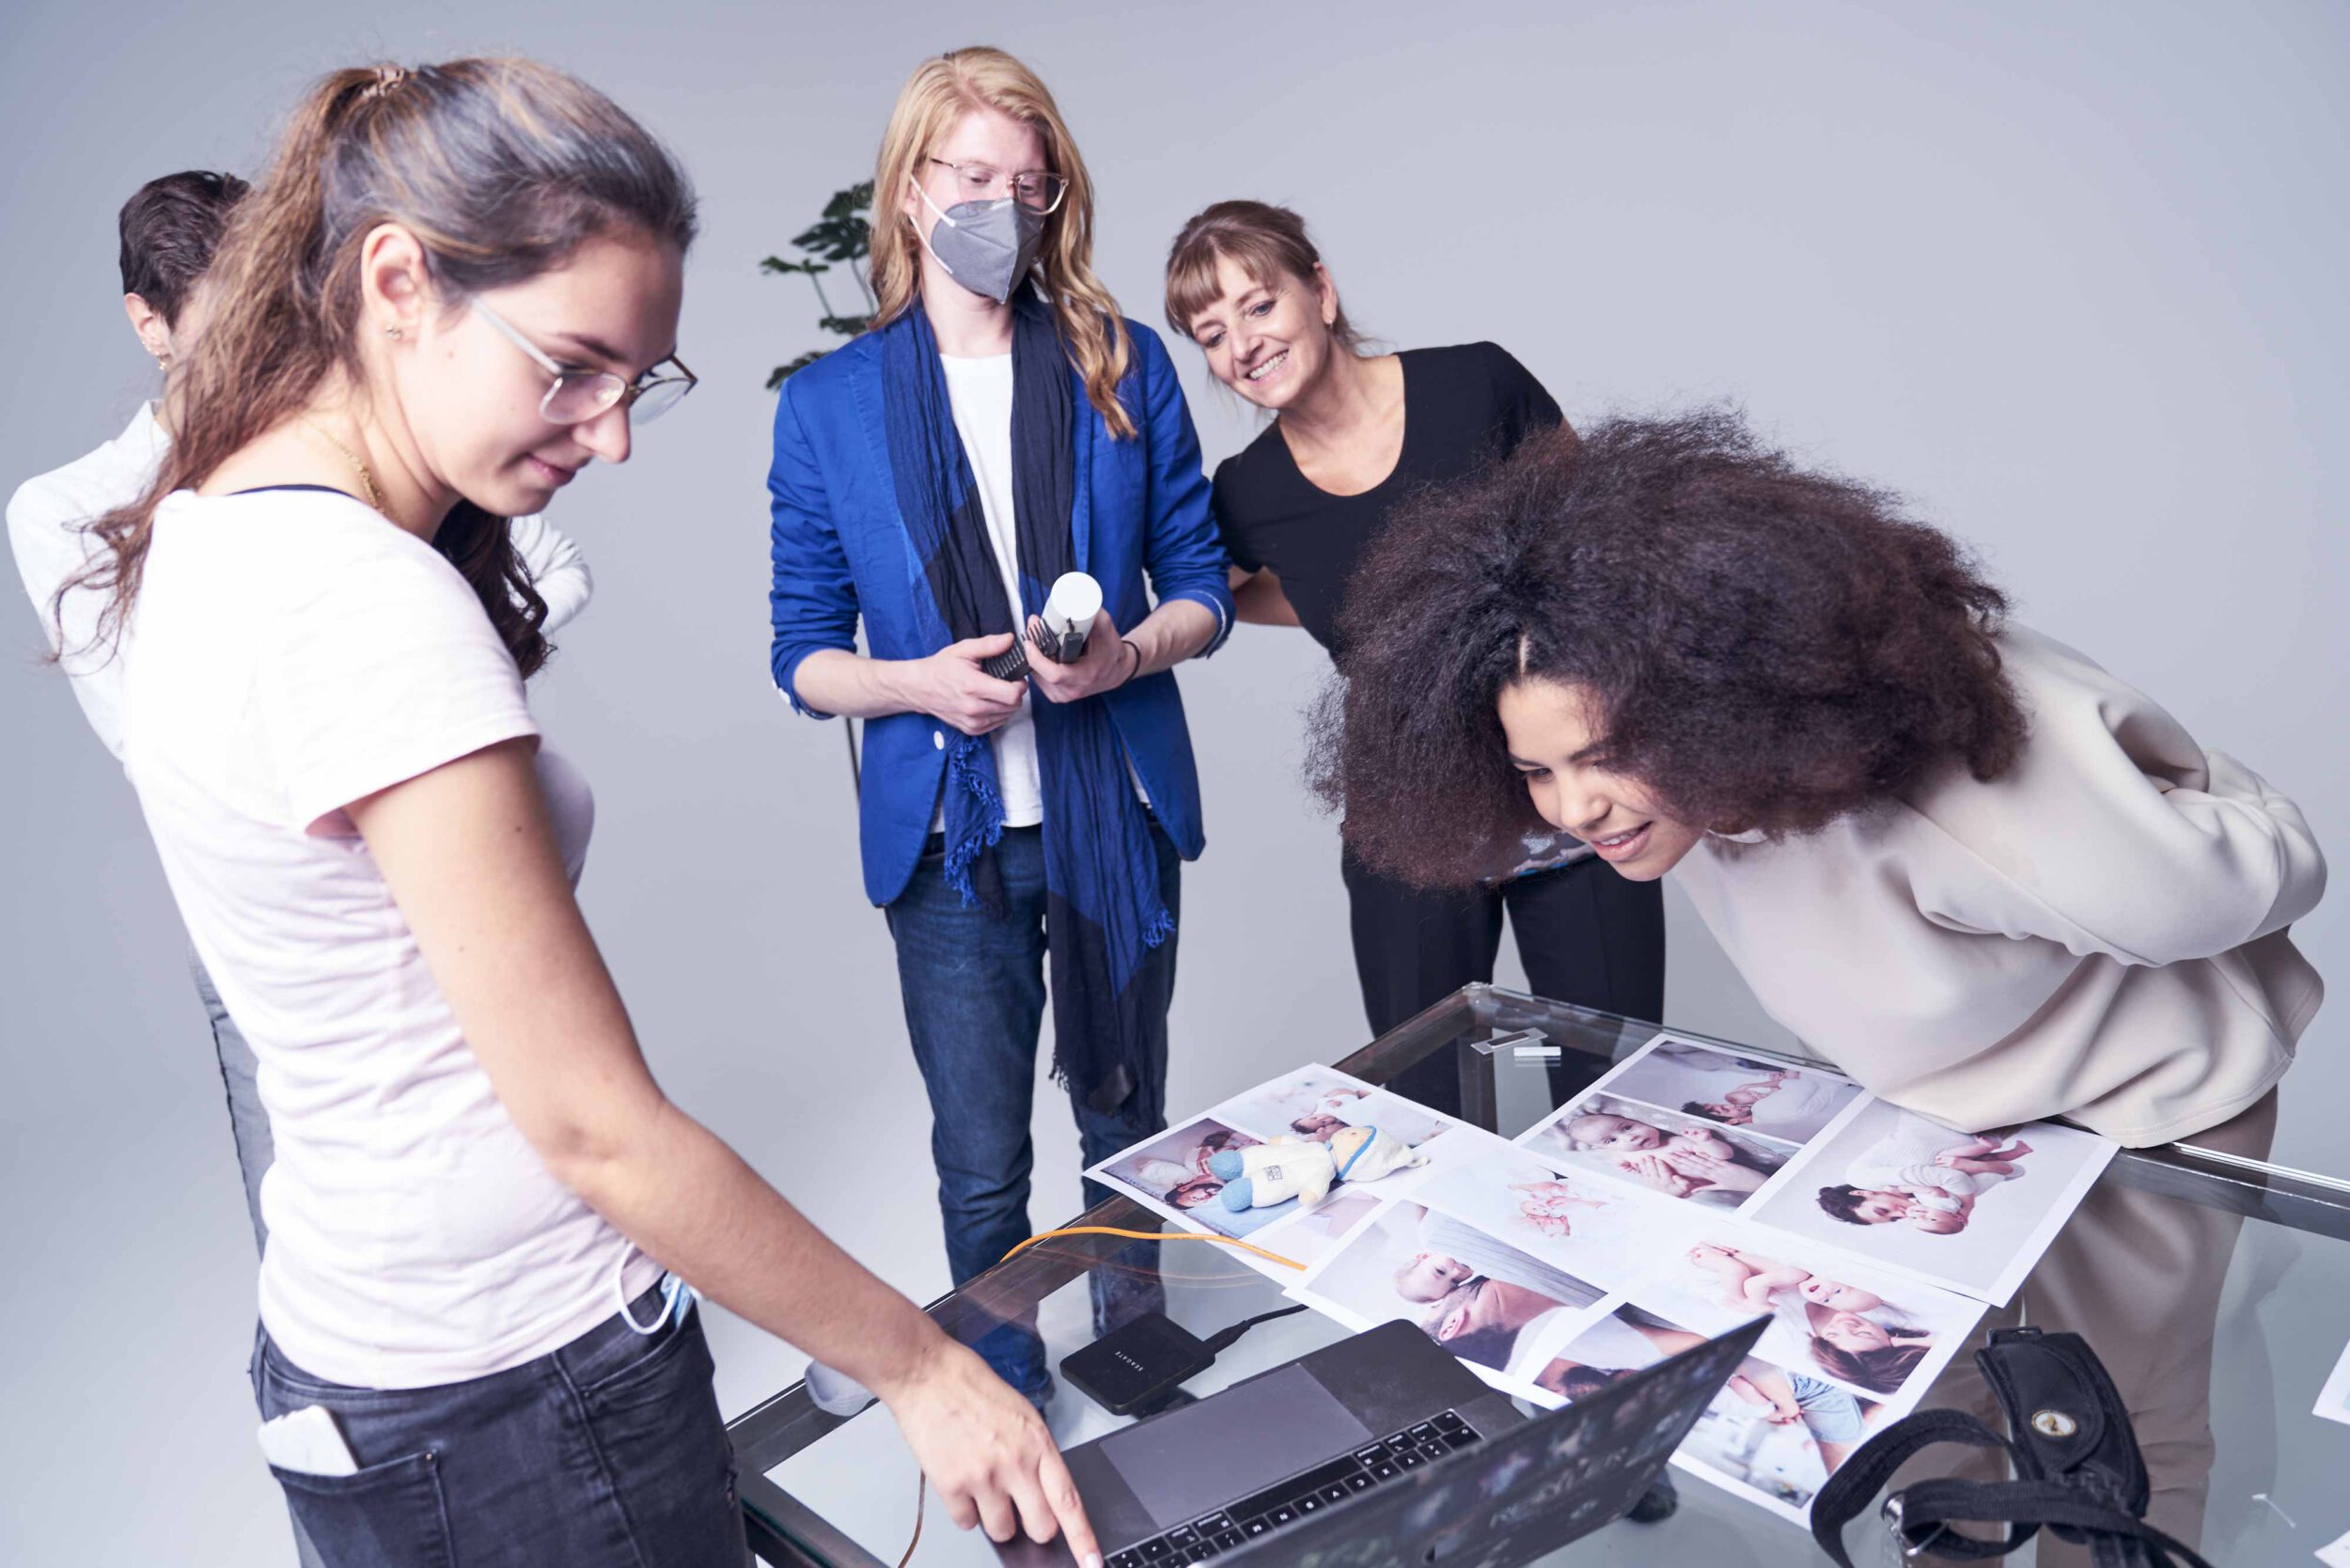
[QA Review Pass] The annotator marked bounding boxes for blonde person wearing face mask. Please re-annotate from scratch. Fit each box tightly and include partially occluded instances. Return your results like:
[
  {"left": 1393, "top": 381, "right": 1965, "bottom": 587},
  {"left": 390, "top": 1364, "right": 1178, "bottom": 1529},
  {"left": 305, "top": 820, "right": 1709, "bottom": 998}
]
[
  {"left": 1316, "top": 407, "right": 2325, "bottom": 1554},
  {"left": 60, "top": 58, "right": 1098, "bottom": 1567},
  {"left": 1164, "top": 202, "right": 1664, "bottom": 1111},
  {"left": 768, "top": 49, "right": 1231, "bottom": 1417}
]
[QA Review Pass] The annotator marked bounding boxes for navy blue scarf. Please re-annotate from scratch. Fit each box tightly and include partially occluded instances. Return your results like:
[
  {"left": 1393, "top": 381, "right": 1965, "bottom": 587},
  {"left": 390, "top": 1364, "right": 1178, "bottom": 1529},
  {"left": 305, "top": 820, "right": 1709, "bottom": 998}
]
[{"left": 881, "top": 292, "right": 1171, "bottom": 1123}]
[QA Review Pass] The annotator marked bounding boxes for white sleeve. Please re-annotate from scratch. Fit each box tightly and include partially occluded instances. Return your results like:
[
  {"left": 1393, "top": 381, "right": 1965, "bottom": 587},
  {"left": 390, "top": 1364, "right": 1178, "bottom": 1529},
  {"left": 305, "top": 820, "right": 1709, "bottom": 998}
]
[
  {"left": 258, "top": 537, "right": 537, "bottom": 832},
  {"left": 8, "top": 476, "right": 127, "bottom": 759},
  {"left": 507, "top": 512, "right": 592, "bottom": 635}
]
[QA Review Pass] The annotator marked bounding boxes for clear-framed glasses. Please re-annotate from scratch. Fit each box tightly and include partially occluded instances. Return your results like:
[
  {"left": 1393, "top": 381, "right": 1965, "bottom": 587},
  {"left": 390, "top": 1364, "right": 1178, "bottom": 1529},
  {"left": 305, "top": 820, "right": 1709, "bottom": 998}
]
[
  {"left": 469, "top": 297, "right": 697, "bottom": 426},
  {"left": 925, "top": 157, "right": 1069, "bottom": 214}
]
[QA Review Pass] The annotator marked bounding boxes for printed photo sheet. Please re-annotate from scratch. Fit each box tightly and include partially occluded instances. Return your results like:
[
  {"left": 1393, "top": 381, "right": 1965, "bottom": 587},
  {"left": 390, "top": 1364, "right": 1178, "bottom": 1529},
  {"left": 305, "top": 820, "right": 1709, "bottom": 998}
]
[
  {"left": 1282, "top": 1196, "right": 1616, "bottom": 1406},
  {"left": 1084, "top": 1065, "right": 1507, "bottom": 1277},
  {"left": 2315, "top": 1336, "right": 2350, "bottom": 1428},
  {"left": 1545, "top": 1301, "right": 1890, "bottom": 1528},
  {"left": 1283, "top": 1184, "right": 1940, "bottom": 1530},
  {"left": 1409, "top": 1144, "right": 1981, "bottom": 1410},
  {"left": 1516, "top": 1032, "right": 2117, "bottom": 1306},
  {"left": 1738, "top": 1097, "right": 2116, "bottom": 1306}
]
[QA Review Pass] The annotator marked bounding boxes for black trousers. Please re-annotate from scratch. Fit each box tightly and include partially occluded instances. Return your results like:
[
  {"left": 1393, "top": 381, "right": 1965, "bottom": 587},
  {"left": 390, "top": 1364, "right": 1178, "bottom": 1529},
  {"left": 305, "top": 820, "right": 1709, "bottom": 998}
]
[{"left": 1344, "top": 849, "right": 1667, "bottom": 1113}]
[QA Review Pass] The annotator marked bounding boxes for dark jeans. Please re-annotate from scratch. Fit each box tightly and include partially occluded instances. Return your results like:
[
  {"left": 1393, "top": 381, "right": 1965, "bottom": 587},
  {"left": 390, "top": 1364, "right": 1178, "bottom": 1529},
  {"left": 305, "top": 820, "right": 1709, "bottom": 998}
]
[
  {"left": 250, "top": 1291, "right": 743, "bottom": 1568},
  {"left": 194, "top": 949, "right": 274, "bottom": 1251},
  {"left": 195, "top": 949, "right": 329, "bottom": 1568},
  {"left": 885, "top": 822, "right": 1180, "bottom": 1391},
  {"left": 1343, "top": 849, "right": 1667, "bottom": 1116}
]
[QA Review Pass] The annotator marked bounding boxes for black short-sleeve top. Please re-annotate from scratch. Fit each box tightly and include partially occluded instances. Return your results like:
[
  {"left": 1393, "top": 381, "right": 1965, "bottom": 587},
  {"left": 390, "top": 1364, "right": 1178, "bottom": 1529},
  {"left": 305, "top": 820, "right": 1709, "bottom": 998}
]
[{"left": 1209, "top": 341, "right": 1564, "bottom": 654}]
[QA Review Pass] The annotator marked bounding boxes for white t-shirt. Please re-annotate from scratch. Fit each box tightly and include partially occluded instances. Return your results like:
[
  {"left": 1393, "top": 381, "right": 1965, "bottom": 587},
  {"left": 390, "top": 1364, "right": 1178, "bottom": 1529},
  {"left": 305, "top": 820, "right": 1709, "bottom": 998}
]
[
  {"left": 6, "top": 402, "right": 593, "bottom": 763},
  {"left": 940, "top": 353, "right": 1043, "bottom": 827},
  {"left": 121, "top": 486, "right": 655, "bottom": 1388}
]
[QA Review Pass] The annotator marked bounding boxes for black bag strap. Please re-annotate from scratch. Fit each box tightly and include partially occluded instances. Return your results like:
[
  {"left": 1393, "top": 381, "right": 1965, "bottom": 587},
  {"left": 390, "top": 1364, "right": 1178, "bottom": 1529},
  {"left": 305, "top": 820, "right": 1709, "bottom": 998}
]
[{"left": 1809, "top": 1329, "right": 2220, "bottom": 1568}]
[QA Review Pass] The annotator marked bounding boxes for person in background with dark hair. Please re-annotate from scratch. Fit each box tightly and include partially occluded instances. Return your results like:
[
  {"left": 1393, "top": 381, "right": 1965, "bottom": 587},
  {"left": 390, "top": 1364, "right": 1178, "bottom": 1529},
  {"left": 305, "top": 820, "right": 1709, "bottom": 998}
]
[
  {"left": 1164, "top": 201, "right": 1663, "bottom": 1092},
  {"left": 1321, "top": 409, "right": 2324, "bottom": 1553},
  {"left": 8, "top": 169, "right": 593, "bottom": 1261},
  {"left": 52, "top": 58, "right": 1099, "bottom": 1566},
  {"left": 118, "top": 169, "right": 249, "bottom": 374}
]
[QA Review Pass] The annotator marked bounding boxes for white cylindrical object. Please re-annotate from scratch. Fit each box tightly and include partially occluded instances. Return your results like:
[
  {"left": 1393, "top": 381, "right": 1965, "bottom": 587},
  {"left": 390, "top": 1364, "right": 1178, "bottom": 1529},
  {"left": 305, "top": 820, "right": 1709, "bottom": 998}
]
[{"left": 1037, "top": 571, "right": 1102, "bottom": 662}]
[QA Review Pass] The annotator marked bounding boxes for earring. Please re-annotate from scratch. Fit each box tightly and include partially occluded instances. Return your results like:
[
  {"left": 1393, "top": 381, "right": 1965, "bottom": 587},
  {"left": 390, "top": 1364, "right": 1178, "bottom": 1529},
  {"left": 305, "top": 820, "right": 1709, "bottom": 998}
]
[
  {"left": 384, "top": 323, "right": 403, "bottom": 340},
  {"left": 155, "top": 353, "right": 170, "bottom": 369}
]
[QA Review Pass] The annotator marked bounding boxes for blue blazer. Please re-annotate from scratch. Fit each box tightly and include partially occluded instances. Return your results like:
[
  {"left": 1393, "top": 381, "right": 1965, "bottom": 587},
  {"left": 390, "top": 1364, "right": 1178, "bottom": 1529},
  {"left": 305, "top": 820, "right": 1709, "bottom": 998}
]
[{"left": 768, "top": 319, "right": 1235, "bottom": 908}]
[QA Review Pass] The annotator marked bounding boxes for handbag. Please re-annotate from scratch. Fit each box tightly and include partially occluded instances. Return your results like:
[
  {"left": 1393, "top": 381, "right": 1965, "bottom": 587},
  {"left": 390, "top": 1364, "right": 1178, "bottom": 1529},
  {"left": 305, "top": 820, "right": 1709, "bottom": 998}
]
[{"left": 1810, "top": 1326, "right": 2216, "bottom": 1568}]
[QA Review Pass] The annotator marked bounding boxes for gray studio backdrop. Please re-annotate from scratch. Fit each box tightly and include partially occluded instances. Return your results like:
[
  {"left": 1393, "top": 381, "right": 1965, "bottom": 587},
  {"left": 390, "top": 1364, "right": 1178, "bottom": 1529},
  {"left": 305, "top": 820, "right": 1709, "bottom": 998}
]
[{"left": 2, "top": 2, "right": 2341, "bottom": 1561}]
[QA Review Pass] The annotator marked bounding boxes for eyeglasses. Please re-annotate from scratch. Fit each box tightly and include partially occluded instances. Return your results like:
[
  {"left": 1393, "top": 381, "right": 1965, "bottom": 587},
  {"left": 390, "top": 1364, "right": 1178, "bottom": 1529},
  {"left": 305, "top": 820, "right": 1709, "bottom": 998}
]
[
  {"left": 925, "top": 158, "right": 1068, "bottom": 214},
  {"left": 469, "top": 297, "right": 697, "bottom": 426}
]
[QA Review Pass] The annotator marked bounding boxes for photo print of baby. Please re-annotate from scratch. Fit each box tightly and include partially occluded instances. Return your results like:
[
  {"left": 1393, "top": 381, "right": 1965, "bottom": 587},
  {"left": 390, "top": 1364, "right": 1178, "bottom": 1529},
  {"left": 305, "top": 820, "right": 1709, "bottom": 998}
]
[
  {"left": 1292, "top": 1200, "right": 1609, "bottom": 1391},
  {"left": 1745, "top": 1100, "right": 2116, "bottom": 1304},
  {"left": 1541, "top": 1304, "right": 1888, "bottom": 1526},
  {"left": 1601, "top": 1037, "right": 1862, "bottom": 1145},
  {"left": 1411, "top": 1144, "right": 1695, "bottom": 1289},
  {"left": 1214, "top": 1063, "right": 1460, "bottom": 1155},
  {"left": 1522, "top": 1091, "right": 1793, "bottom": 1213},
  {"left": 1087, "top": 1117, "right": 1288, "bottom": 1240},
  {"left": 1625, "top": 1231, "right": 1981, "bottom": 1407}
]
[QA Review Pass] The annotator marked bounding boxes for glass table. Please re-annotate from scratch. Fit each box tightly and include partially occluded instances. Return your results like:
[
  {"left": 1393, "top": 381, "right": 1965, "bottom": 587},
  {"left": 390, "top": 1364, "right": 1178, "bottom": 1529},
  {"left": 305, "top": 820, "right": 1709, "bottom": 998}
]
[{"left": 728, "top": 984, "right": 2350, "bottom": 1567}]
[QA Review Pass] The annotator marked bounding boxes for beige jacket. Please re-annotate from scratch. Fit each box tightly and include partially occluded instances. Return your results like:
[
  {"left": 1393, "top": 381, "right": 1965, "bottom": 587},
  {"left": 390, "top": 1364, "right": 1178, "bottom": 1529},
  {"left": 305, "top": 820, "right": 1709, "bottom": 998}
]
[{"left": 1676, "top": 626, "right": 2324, "bottom": 1147}]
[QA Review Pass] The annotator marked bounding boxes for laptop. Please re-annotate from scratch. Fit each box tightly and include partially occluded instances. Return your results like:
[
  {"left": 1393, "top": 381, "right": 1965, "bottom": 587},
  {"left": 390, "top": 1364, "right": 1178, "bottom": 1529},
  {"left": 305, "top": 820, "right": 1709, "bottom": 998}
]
[{"left": 996, "top": 1314, "right": 1766, "bottom": 1567}]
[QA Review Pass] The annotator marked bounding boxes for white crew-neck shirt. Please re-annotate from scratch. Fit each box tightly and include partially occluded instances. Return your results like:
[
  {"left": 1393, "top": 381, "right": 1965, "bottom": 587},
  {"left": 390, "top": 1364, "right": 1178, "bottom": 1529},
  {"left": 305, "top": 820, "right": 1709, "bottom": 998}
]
[
  {"left": 121, "top": 486, "right": 655, "bottom": 1388},
  {"left": 939, "top": 352, "right": 1043, "bottom": 827}
]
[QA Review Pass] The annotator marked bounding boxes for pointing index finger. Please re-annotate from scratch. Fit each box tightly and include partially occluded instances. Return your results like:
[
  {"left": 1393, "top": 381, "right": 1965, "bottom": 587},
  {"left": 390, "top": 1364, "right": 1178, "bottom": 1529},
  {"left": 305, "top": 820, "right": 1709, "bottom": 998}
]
[{"left": 1038, "top": 1447, "right": 1101, "bottom": 1566}]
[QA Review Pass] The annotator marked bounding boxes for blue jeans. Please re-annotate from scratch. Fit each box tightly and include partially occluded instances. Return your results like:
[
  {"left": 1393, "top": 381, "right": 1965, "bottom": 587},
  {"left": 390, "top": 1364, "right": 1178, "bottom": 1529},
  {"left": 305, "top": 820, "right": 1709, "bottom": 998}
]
[
  {"left": 250, "top": 1291, "right": 743, "bottom": 1568},
  {"left": 885, "top": 823, "right": 1179, "bottom": 1392}
]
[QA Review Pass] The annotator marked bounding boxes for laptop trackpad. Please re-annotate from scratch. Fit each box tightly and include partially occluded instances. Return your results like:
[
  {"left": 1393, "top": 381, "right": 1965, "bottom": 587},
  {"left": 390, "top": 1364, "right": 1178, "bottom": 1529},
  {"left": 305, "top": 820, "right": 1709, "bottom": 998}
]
[{"left": 1098, "top": 1364, "right": 1372, "bottom": 1528}]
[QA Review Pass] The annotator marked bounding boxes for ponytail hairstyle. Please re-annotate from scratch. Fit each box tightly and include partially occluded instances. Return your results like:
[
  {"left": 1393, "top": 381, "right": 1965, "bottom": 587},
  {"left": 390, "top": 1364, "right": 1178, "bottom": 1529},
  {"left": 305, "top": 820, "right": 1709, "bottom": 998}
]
[
  {"left": 1162, "top": 198, "right": 1363, "bottom": 352},
  {"left": 62, "top": 58, "right": 697, "bottom": 678},
  {"left": 868, "top": 47, "right": 1136, "bottom": 440}
]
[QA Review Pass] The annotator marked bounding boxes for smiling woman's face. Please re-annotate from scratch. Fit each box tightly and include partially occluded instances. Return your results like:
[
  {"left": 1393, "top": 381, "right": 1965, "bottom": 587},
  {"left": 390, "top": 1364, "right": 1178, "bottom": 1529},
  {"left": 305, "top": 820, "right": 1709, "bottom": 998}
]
[
  {"left": 1497, "top": 677, "right": 1705, "bottom": 881},
  {"left": 1184, "top": 253, "right": 1339, "bottom": 413}
]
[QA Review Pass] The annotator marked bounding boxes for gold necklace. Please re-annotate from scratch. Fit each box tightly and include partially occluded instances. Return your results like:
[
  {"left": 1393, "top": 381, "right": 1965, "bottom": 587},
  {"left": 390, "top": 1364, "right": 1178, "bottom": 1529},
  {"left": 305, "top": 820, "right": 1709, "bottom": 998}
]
[{"left": 304, "top": 423, "right": 385, "bottom": 513}]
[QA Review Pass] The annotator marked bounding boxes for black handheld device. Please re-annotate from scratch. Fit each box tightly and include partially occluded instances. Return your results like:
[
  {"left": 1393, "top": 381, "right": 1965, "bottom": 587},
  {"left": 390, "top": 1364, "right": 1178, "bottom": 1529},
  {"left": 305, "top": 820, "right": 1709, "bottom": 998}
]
[{"left": 1060, "top": 1312, "right": 1216, "bottom": 1418}]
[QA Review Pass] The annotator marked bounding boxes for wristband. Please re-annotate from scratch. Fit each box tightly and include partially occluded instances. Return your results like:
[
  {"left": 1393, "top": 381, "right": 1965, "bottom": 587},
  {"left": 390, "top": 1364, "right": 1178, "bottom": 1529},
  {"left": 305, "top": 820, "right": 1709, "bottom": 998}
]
[{"left": 1120, "top": 637, "right": 1143, "bottom": 687}]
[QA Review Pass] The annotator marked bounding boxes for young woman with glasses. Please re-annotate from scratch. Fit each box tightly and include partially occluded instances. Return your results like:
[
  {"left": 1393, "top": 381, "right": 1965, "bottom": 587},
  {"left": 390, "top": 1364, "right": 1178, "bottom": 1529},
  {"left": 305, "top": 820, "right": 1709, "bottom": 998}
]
[
  {"left": 1164, "top": 201, "right": 1665, "bottom": 1102},
  {"left": 768, "top": 48, "right": 1232, "bottom": 1410},
  {"left": 70, "top": 57, "right": 1100, "bottom": 1567}
]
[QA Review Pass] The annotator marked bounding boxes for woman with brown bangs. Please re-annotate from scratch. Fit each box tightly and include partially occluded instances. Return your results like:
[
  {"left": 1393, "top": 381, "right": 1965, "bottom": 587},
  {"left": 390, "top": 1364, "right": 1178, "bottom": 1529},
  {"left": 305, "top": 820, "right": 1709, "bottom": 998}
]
[
  {"left": 768, "top": 48, "right": 1231, "bottom": 1414},
  {"left": 1164, "top": 201, "right": 1665, "bottom": 1100}
]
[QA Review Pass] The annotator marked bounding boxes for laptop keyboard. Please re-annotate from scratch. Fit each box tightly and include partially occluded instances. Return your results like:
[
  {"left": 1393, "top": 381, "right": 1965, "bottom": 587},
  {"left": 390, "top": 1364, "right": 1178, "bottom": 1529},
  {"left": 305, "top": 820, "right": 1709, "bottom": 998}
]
[{"left": 1105, "top": 1409, "right": 1482, "bottom": 1565}]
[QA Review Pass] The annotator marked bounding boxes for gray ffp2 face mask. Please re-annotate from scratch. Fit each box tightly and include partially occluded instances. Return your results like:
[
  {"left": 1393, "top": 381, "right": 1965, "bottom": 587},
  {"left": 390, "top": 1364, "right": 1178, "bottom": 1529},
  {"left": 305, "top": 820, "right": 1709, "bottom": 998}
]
[{"left": 913, "top": 180, "right": 1046, "bottom": 305}]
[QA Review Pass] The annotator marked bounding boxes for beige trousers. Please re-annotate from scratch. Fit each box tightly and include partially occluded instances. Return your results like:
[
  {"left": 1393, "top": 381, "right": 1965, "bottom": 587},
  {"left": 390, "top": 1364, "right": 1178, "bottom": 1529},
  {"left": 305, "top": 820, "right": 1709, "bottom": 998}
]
[{"left": 1893, "top": 1091, "right": 2278, "bottom": 1563}]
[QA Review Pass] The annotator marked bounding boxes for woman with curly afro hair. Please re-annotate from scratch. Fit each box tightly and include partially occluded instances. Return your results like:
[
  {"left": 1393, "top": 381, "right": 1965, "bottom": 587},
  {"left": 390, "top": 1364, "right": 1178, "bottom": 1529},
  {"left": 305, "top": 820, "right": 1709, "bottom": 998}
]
[{"left": 1319, "top": 409, "right": 2324, "bottom": 1148}]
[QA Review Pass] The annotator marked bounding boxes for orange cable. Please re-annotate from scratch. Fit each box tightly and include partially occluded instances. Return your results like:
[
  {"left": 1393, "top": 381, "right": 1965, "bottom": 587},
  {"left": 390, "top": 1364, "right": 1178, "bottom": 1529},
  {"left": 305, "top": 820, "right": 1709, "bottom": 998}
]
[{"left": 1001, "top": 1225, "right": 1306, "bottom": 1272}]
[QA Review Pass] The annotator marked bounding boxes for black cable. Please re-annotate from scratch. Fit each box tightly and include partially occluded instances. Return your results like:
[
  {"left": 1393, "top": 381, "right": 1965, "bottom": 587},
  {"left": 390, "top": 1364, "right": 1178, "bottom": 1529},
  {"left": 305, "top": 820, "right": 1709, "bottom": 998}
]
[{"left": 1201, "top": 1303, "right": 1309, "bottom": 1356}]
